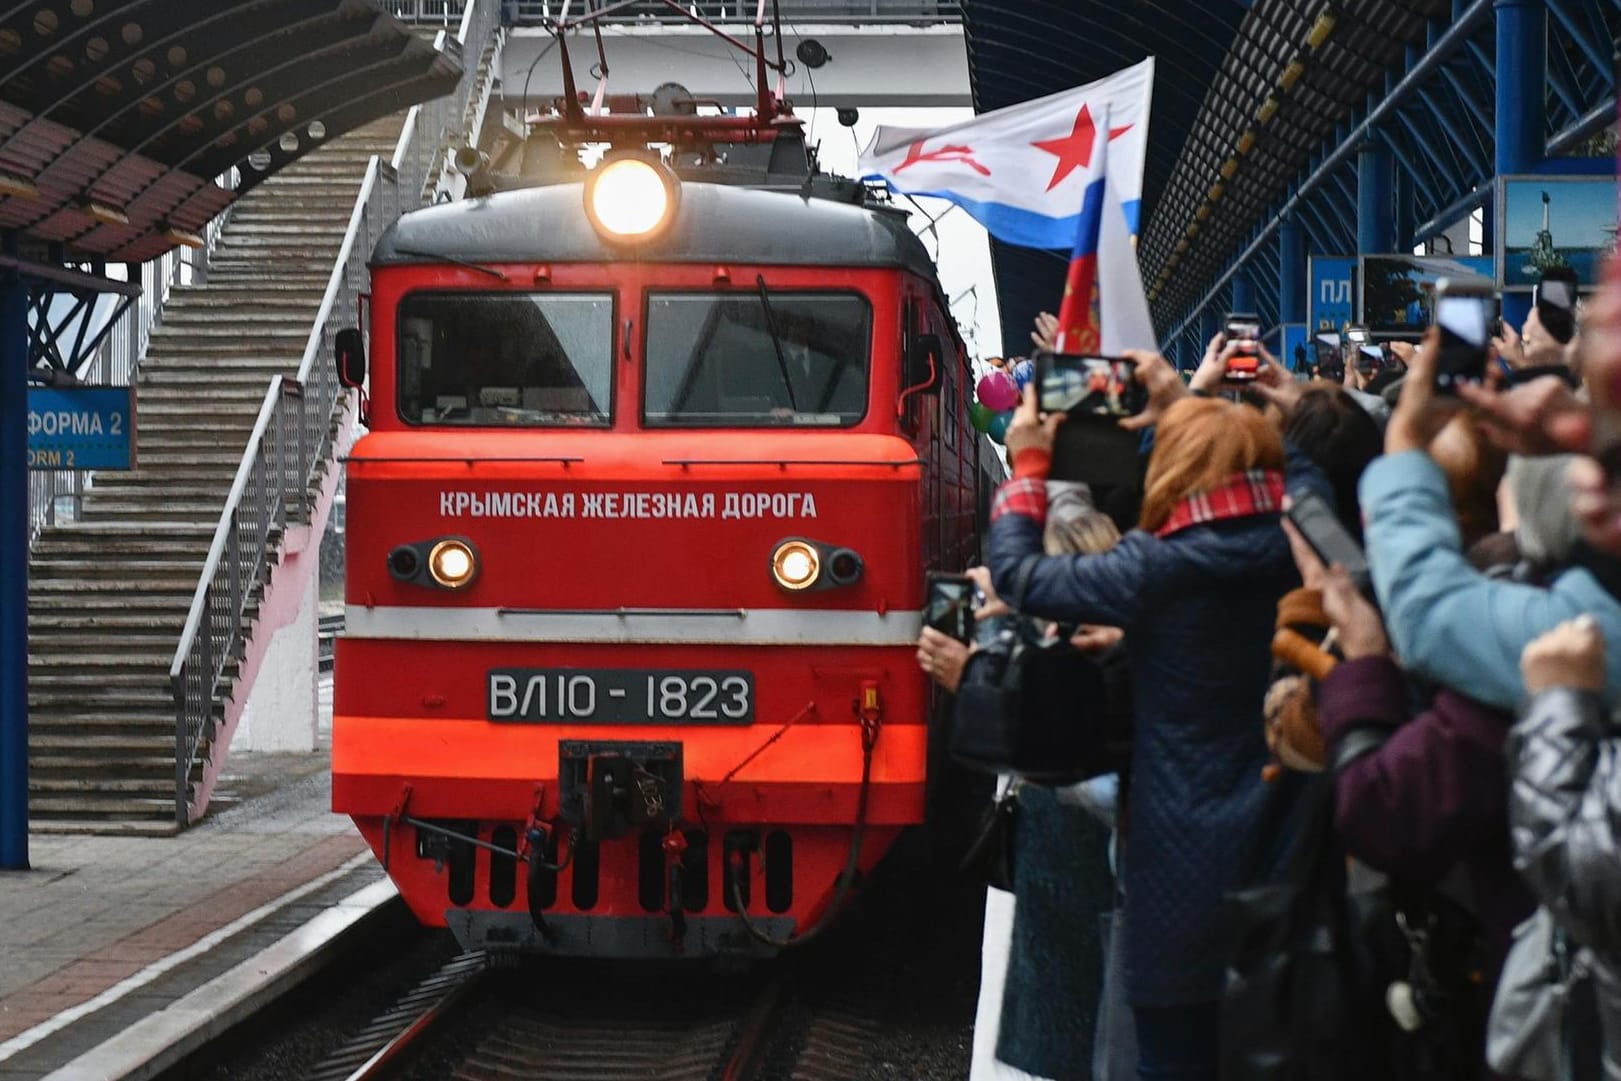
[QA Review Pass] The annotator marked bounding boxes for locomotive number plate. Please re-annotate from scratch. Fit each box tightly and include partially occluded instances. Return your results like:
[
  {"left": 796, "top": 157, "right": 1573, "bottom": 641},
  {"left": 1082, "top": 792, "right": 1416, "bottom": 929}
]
[{"left": 487, "top": 669, "right": 755, "bottom": 724}]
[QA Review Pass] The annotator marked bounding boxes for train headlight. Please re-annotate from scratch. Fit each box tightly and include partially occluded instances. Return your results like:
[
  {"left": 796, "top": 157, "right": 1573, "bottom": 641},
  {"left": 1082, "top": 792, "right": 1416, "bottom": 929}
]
[
  {"left": 771, "top": 540, "right": 821, "bottom": 592},
  {"left": 584, "top": 156, "right": 679, "bottom": 243},
  {"left": 427, "top": 538, "right": 479, "bottom": 590}
]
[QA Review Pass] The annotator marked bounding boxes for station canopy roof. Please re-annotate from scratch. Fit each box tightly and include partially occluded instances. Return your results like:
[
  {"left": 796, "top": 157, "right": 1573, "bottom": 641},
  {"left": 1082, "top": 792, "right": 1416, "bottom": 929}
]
[
  {"left": 0, "top": 0, "right": 461, "bottom": 267},
  {"left": 963, "top": 0, "right": 1449, "bottom": 352}
]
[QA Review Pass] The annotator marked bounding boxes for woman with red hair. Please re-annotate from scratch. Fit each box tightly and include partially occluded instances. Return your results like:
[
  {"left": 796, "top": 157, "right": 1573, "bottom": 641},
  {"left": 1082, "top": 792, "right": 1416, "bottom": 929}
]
[{"left": 990, "top": 353, "right": 1329, "bottom": 1081}]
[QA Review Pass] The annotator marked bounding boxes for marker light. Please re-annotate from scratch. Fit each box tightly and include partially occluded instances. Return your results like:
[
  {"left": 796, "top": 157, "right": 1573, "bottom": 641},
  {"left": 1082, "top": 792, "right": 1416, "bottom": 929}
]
[
  {"left": 771, "top": 540, "right": 821, "bottom": 592},
  {"left": 428, "top": 538, "right": 478, "bottom": 589},
  {"left": 584, "top": 156, "right": 679, "bottom": 243}
]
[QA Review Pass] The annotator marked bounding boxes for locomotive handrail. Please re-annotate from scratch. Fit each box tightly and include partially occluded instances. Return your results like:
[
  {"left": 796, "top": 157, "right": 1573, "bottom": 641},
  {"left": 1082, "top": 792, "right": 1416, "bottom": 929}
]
[
  {"left": 338, "top": 455, "right": 587, "bottom": 465},
  {"left": 662, "top": 457, "right": 924, "bottom": 468},
  {"left": 496, "top": 607, "right": 751, "bottom": 618}
]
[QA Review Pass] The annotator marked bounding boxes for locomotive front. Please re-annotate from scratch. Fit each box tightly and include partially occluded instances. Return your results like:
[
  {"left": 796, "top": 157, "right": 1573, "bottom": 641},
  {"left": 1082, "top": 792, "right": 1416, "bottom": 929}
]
[{"left": 331, "top": 158, "right": 976, "bottom": 957}]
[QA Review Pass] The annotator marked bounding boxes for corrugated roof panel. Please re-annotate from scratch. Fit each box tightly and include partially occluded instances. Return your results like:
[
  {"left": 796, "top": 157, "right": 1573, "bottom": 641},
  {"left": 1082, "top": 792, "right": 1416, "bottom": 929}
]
[{"left": 0, "top": 0, "right": 461, "bottom": 263}]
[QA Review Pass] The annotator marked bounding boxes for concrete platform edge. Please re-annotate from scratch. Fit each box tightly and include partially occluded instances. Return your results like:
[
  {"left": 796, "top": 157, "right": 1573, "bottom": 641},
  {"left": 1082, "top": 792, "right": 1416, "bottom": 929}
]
[{"left": 40, "top": 879, "right": 401, "bottom": 1081}]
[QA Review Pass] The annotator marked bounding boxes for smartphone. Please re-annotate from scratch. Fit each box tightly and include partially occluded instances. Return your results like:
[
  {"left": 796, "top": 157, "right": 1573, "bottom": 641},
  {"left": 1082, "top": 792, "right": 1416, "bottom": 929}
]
[
  {"left": 1036, "top": 353, "right": 1149, "bottom": 417},
  {"left": 1433, "top": 278, "right": 1493, "bottom": 393},
  {"left": 1314, "top": 333, "right": 1344, "bottom": 381},
  {"left": 1357, "top": 344, "right": 1383, "bottom": 375},
  {"left": 1535, "top": 267, "right": 1579, "bottom": 343},
  {"left": 1344, "top": 324, "right": 1370, "bottom": 345},
  {"left": 1285, "top": 490, "right": 1373, "bottom": 598},
  {"left": 1224, "top": 313, "right": 1262, "bottom": 382},
  {"left": 924, "top": 572, "right": 976, "bottom": 643}
]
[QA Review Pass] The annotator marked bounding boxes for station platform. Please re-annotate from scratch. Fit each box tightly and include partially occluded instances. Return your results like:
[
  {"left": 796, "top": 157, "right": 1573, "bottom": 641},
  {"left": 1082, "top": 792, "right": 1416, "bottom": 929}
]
[{"left": 0, "top": 684, "right": 394, "bottom": 1081}]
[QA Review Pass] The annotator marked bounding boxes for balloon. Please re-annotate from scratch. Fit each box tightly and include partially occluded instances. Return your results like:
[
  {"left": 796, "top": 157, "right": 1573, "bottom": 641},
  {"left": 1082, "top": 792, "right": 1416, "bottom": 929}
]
[
  {"left": 976, "top": 370, "right": 1019, "bottom": 412},
  {"left": 969, "top": 401, "right": 996, "bottom": 433},
  {"left": 987, "top": 410, "right": 1014, "bottom": 444},
  {"left": 1011, "top": 358, "right": 1036, "bottom": 389}
]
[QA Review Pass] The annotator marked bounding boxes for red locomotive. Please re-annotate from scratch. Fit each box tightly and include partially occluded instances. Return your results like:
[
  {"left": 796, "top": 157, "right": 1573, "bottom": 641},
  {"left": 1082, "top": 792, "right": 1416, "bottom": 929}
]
[{"left": 330, "top": 22, "right": 990, "bottom": 957}]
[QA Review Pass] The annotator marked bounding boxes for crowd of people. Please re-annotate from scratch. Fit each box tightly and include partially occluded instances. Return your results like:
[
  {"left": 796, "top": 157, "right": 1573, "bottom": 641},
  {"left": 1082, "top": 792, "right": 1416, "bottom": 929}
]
[{"left": 918, "top": 257, "right": 1621, "bottom": 1081}]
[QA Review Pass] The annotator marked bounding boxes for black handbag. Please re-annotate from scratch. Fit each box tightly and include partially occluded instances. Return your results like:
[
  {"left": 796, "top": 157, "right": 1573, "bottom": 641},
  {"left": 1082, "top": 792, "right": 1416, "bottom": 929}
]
[
  {"left": 949, "top": 622, "right": 1129, "bottom": 785},
  {"left": 1220, "top": 779, "right": 1389, "bottom": 1081},
  {"left": 1221, "top": 778, "right": 1486, "bottom": 1081},
  {"left": 958, "top": 785, "right": 1019, "bottom": 892}
]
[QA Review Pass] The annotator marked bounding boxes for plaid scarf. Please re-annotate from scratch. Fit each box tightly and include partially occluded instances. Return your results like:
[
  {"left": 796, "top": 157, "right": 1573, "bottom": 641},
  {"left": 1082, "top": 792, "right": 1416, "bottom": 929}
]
[{"left": 1154, "top": 469, "right": 1285, "bottom": 538}]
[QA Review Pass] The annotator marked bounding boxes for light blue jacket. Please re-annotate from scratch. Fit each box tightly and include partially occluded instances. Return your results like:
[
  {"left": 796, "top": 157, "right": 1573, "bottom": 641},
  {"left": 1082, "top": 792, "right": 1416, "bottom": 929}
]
[{"left": 1361, "top": 449, "right": 1621, "bottom": 710}]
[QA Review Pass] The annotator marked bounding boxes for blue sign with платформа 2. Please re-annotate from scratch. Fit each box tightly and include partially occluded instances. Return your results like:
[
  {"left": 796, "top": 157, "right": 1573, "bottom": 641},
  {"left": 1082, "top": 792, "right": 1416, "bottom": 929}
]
[{"left": 27, "top": 386, "right": 134, "bottom": 470}]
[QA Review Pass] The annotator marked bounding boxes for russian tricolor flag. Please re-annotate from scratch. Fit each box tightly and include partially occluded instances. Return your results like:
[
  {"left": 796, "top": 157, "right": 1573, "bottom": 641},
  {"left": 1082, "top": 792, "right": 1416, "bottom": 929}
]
[{"left": 1053, "top": 105, "right": 1156, "bottom": 354}]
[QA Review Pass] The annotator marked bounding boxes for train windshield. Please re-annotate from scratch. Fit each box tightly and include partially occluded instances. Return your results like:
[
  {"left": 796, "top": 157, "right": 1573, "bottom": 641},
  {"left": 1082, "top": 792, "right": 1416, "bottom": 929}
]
[
  {"left": 396, "top": 293, "right": 613, "bottom": 426},
  {"left": 643, "top": 292, "right": 871, "bottom": 427}
]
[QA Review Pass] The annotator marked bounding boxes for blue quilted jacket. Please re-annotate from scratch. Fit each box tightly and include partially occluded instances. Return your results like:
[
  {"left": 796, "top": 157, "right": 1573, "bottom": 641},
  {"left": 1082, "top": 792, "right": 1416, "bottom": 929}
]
[{"left": 989, "top": 450, "right": 1326, "bottom": 1006}]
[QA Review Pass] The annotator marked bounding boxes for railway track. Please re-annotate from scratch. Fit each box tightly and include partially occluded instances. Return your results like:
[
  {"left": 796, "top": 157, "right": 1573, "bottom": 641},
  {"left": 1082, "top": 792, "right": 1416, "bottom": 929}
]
[
  {"left": 181, "top": 831, "right": 976, "bottom": 1081},
  {"left": 301, "top": 948, "right": 891, "bottom": 1081}
]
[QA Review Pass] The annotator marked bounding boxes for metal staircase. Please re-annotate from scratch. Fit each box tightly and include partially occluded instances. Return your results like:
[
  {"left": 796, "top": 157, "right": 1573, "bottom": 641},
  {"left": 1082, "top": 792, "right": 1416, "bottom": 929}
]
[
  {"left": 25, "top": 0, "right": 504, "bottom": 835},
  {"left": 26, "top": 121, "right": 402, "bottom": 835}
]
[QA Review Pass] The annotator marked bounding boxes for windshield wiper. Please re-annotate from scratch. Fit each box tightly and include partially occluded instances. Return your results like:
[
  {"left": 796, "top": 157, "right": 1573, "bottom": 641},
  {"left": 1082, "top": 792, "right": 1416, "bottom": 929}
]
[
  {"left": 392, "top": 248, "right": 509, "bottom": 282},
  {"left": 756, "top": 274, "right": 799, "bottom": 412}
]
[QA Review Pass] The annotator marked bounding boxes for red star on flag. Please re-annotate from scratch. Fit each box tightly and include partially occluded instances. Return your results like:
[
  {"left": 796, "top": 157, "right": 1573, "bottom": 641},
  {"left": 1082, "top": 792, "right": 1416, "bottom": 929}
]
[{"left": 1032, "top": 103, "right": 1134, "bottom": 192}]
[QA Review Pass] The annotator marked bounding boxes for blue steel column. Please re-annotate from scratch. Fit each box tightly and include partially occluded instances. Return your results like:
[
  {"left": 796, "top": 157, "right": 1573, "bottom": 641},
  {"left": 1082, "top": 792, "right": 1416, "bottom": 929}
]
[
  {"left": 1279, "top": 219, "right": 1306, "bottom": 325},
  {"left": 1358, "top": 143, "right": 1396, "bottom": 253},
  {"left": 1, "top": 253, "right": 27, "bottom": 870},
  {"left": 1496, "top": 0, "right": 1546, "bottom": 175},
  {"left": 1231, "top": 273, "right": 1256, "bottom": 315},
  {"left": 1199, "top": 309, "right": 1220, "bottom": 350}
]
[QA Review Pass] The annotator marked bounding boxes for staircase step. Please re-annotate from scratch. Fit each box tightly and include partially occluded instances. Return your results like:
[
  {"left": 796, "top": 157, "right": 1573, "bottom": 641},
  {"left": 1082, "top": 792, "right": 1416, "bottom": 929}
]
[
  {"left": 30, "top": 818, "right": 182, "bottom": 836},
  {"left": 35, "top": 521, "right": 217, "bottom": 539},
  {"left": 29, "top": 597, "right": 196, "bottom": 618},
  {"left": 30, "top": 734, "right": 174, "bottom": 754},
  {"left": 26, "top": 633, "right": 183, "bottom": 652},
  {"left": 30, "top": 561, "right": 204, "bottom": 581},
  {"left": 32, "top": 757, "right": 176, "bottom": 780},
  {"left": 139, "top": 374, "right": 282, "bottom": 390},
  {"left": 156, "top": 310, "right": 315, "bottom": 327},
  {"left": 27, "top": 710, "right": 189, "bottom": 730},
  {"left": 28, "top": 796, "right": 176, "bottom": 819},
  {"left": 32, "top": 545, "right": 210, "bottom": 565},
  {"left": 169, "top": 282, "right": 329, "bottom": 298},
  {"left": 138, "top": 359, "right": 295, "bottom": 374},
  {"left": 77, "top": 504, "right": 226, "bottom": 521}
]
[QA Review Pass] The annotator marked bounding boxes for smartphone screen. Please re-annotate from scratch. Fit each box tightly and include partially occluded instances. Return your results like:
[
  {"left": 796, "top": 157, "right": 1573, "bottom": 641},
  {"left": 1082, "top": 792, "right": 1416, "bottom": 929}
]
[
  {"left": 1535, "top": 269, "right": 1579, "bottom": 342},
  {"left": 1224, "top": 314, "right": 1261, "bottom": 382},
  {"left": 1434, "top": 287, "right": 1491, "bottom": 393},
  {"left": 1036, "top": 354, "right": 1147, "bottom": 417},
  {"left": 1314, "top": 334, "right": 1344, "bottom": 381},
  {"left": 924, "top": 573, "right": 976, "bottom": 643},
  {"left": 1357, "top": 345, "right": 1383, "bottom": 374},
  {"left": 1286, "top": 491, "right": 1373, "bottom": 597}
]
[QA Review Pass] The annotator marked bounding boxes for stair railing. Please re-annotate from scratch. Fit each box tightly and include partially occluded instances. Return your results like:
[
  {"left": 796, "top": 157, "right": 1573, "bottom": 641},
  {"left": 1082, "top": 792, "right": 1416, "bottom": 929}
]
[
  {"left": 26, "top": 173, "right": 238, "bottom": 546},
  {"left": 168, "top": 0, "right": 502, "bottom": 826}
]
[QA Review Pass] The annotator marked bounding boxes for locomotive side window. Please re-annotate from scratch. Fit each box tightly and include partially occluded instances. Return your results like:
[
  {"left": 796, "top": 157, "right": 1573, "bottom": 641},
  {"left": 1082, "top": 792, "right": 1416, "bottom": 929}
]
[
  {"left": 396, "top": 293, "right": 614, "bottom": 427},
  {"left": 642, "top": 292, "right": 871, "bottom": 427}
]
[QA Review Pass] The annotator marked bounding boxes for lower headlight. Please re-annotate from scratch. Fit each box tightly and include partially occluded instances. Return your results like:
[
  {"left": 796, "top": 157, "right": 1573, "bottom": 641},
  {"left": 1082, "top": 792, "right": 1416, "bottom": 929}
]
[
  {"left": 428, "top": 538, "right": 478, "bottom": 589},
  {"left": 771, "top": 540, "right": 821, "bottom": 591}
]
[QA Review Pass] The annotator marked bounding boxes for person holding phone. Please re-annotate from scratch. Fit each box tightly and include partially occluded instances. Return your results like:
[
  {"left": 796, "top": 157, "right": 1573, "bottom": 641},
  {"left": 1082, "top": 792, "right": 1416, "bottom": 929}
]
[
  {"left": 990, "top": 354, "right": 1331, "bottom": 1081},
  {"left": 1282, "top": 524, "right": 1534, "bottom": 1057},
  {"left": 1357, "top": 329, "right": 1621, "bottom": 709}
]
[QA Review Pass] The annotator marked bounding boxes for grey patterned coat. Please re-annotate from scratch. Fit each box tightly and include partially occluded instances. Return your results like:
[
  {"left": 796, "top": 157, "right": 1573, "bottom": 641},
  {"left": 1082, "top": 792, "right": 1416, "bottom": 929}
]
[{"left": 1507, "top": 689, "right": 1621, "bottom": 1079}]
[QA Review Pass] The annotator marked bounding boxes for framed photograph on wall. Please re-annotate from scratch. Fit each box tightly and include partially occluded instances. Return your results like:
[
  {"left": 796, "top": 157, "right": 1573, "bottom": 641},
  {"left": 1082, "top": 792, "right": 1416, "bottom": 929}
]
[
  {"left": 1498, "top": 175, "right": 1619, "bottom": 289},
  {"left": 1357, "top": 253, "right": 1494, "bottom": 336}
]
